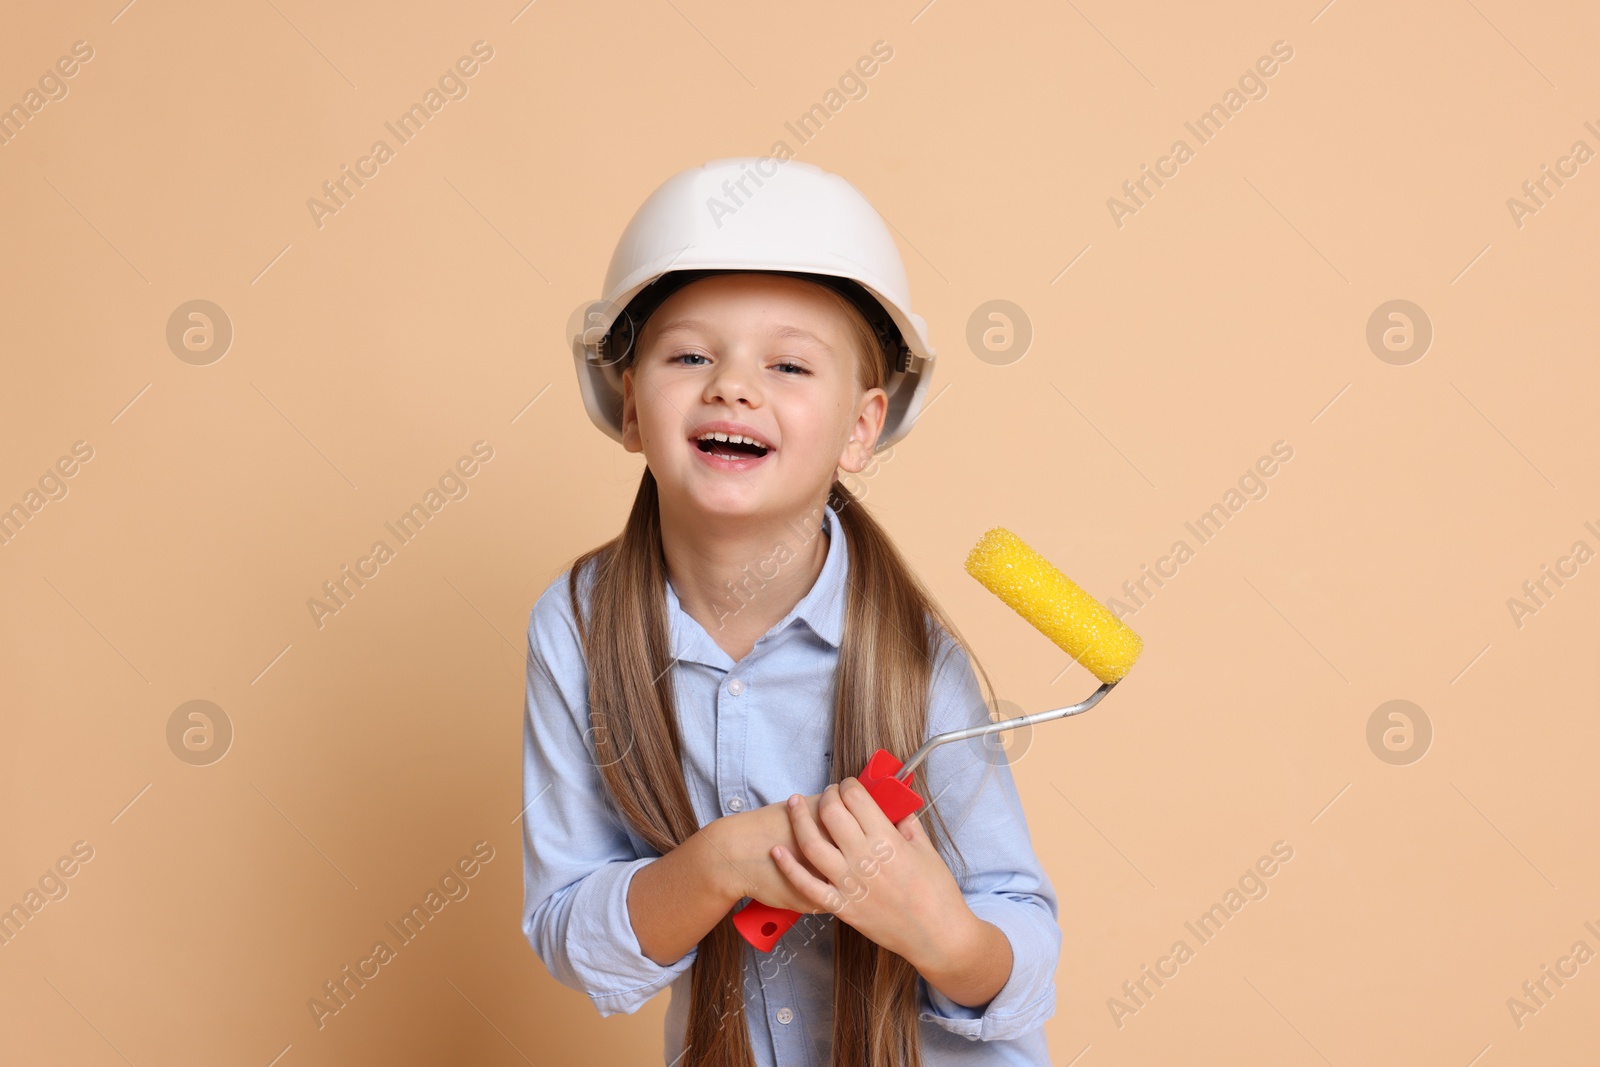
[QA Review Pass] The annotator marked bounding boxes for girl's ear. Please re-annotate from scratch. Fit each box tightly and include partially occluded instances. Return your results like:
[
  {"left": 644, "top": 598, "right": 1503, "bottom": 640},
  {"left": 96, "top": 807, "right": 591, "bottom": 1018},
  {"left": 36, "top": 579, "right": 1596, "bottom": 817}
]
[
  {"left": 838, "top": 387, "right": 888, "bottom": 474},
  {"left": 620, "top": 368, "right": 642, "bottom": 452}
]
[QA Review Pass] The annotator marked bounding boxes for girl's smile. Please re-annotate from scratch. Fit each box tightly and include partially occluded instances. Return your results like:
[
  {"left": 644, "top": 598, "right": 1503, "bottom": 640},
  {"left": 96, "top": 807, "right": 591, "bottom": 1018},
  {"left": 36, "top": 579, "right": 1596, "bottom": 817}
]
[
  {"left": 688, "top": 419, "right": 776, "bottom": 472},
  {"left": 690, "top": 439, "right": 772, "bottom": 473}
]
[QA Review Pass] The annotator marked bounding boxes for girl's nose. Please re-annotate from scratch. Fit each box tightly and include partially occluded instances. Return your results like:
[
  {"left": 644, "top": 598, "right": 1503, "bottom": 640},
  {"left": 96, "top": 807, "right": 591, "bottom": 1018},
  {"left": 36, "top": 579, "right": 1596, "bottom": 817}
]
[{"left": 706, "top": 359, "right": 759, "bottom": 406}]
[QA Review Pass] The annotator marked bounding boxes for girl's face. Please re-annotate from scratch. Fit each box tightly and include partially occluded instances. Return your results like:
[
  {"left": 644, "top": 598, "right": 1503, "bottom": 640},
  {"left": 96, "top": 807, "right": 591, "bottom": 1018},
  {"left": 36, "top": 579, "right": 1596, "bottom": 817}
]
[{"left": 620, "top": 273, "right": 888, "bottom": 523}]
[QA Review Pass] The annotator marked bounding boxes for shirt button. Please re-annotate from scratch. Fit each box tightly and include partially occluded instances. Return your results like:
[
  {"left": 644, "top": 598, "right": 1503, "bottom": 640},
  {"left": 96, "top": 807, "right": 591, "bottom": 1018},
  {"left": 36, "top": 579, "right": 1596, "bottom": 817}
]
[
  {"left": 776, "top": 1007, "right": 794, "bottom": 1024},
  {"left": 727, "top": 796, "right": 744, "bottom": 812},
  {"left": 727, "top": 678, "right": 744, "bottom": 696}
]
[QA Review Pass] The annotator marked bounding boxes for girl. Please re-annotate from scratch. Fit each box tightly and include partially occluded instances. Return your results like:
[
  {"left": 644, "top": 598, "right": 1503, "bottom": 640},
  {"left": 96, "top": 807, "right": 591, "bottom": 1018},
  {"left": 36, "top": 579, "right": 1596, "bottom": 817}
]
[{"left": 522, "top": 158, "right": 1060, "bottom": 1066}]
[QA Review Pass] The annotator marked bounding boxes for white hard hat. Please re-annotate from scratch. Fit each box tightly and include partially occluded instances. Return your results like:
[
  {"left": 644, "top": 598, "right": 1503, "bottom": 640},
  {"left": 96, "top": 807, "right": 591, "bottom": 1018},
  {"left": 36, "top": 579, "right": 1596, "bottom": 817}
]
[{"left": 571, "top": 157, "right": 936, "bottom": 453}]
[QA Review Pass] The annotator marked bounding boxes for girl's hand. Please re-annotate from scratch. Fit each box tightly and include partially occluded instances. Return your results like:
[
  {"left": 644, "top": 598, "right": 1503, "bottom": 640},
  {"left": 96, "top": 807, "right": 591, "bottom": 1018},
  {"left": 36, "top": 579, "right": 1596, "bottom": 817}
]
[
  {"left": 704, "top": 793, "right": 836, "bottom": 917},
  {"left": 772, "top": 776, "right": 970, "bottom": 962}
]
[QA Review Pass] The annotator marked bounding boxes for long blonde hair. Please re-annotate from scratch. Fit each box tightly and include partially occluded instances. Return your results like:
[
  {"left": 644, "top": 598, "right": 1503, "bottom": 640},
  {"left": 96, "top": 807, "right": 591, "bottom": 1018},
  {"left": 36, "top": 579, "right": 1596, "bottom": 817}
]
[{"left": 564, "top": 279, "right": 1001, "bottom": 1066}]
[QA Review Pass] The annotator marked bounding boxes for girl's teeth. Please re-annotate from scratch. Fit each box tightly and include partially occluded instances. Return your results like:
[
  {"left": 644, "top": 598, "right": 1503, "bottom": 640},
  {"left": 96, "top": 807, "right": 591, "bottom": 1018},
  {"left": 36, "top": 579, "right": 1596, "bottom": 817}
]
[{"left": 697, "top": 431, "right": 767, "bottom": 448}]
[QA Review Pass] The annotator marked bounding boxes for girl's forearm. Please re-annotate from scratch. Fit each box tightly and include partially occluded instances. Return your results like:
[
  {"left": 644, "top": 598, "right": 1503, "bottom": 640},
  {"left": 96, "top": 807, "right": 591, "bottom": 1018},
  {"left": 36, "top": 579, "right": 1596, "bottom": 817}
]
[
  {"left": 913, "top": 911, "right": 1013, "bottom": 1009},
  {"left": 627, "top": 824, "right": 741, "bottom": 966}
]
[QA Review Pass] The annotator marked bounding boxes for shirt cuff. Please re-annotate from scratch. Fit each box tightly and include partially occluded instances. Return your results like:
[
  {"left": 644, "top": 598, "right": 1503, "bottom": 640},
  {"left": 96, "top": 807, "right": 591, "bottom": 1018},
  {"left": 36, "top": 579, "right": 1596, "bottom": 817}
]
[
  {"left": 917, "top": 899, "right": 1058, "bottom": 1041},
  {"left": 564, "top": 856, "right": 700, "bottom": 1017}
]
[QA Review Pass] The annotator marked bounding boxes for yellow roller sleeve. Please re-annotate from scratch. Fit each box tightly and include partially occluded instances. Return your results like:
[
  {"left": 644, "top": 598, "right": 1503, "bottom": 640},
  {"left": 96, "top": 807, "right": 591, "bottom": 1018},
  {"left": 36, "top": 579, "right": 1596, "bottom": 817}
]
[{"left": 964, "top": 527, "right": 1143, "bottom": 684}]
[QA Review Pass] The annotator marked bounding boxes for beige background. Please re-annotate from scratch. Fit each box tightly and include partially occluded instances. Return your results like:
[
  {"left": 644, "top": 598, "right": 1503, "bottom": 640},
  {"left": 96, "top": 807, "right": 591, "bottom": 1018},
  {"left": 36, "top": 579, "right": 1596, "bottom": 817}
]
[{"left": 2, "top": 0, "right": 1596, "bottom": 1063}]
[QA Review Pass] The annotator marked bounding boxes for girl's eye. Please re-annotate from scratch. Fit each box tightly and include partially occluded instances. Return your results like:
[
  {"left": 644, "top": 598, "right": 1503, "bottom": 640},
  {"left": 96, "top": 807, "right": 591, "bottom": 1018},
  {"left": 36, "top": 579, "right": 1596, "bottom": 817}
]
[{"left": 669, "top": 353, "right": 810, "bottom": 375}]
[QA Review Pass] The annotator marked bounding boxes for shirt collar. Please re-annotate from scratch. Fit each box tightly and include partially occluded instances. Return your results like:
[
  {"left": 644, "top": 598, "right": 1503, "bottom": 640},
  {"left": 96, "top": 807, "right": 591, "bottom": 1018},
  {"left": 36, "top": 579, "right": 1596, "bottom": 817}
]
[{"left": 665, "top": 503, "right": 847, "bottom": 669}]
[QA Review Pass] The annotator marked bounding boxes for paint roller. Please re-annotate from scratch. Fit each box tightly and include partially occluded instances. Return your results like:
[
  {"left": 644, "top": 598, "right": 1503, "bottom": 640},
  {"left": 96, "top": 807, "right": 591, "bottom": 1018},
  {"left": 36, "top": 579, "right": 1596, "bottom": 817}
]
[{"left": 732, "top": 526, "right": 1144, "bottom": 952}]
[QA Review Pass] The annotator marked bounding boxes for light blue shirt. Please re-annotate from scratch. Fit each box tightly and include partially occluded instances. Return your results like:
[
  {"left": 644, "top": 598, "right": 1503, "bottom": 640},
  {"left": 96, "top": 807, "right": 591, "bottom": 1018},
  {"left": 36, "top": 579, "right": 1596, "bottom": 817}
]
[{"left": 521, "top": 503, "right": 1060, "bottom": 1064}]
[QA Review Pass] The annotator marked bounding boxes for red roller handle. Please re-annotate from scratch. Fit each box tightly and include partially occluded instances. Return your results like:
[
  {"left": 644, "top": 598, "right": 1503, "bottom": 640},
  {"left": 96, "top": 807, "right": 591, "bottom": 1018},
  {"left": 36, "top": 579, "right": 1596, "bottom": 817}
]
[{"left": 732, "top": 748, "right": 925, "bottom": 953}]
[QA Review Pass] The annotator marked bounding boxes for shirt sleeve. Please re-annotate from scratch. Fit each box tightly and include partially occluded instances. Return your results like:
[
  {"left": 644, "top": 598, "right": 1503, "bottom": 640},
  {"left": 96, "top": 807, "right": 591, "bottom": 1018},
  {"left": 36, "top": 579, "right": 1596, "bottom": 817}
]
[
  {"left": 519, "top": 573, "right": 700, "bottom": 1017},
  {"left": 912, "top": 634, "right": 1061, "bottom": 1043}
]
